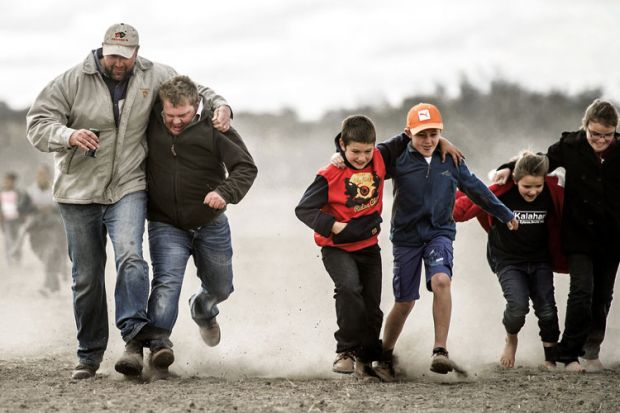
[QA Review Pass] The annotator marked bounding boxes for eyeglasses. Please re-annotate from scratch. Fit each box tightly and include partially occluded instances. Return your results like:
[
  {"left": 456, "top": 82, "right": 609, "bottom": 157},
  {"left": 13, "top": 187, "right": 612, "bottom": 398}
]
[{"left": 587, "top": 128, "right": 615, "bottom": 140}]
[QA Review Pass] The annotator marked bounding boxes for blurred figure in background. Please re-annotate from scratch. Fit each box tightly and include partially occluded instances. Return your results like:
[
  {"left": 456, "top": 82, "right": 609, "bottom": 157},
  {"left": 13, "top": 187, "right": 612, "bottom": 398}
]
[
  {"left": 19, "top": 165, "right": 68, "bottom": 294},
  {"left": 0, "top": 172, "right": 30, "bottom": 265}
]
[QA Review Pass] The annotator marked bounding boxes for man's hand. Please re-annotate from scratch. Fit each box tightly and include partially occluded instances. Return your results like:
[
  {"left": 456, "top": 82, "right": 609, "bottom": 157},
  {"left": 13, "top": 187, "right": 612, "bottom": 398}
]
[
  {"left": 507, "top": 217, "right": 519, "bottom": 231},
  {"left": 332, "top": 221, "right": 347, "bottom": 234},
  {"left": 492, "top": 168, "right": 511, "bottom": 185},
  {"left": 438, "top": 136, "right": 464, "bottom": 166},
  {"left": 204, "top": 191, "right": 227, "bottom": 209},
  {"left": 212, "top": 105, "right": 232, "bottom": 133},
  {"left": 68, "top": 129, "right": 99, "bottom": 151}
]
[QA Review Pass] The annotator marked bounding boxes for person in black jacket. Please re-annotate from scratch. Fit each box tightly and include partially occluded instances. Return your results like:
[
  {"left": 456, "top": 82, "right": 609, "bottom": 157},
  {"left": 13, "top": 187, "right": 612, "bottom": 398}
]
[
  {"left": 494, "top": 99, "right": 620, "bottom": 372},
  {"left": 144, "top": 75, "right": 257, "bottom": 375},
  {"left": 456, "top": 151, "right": 564, "bottom": 370}
]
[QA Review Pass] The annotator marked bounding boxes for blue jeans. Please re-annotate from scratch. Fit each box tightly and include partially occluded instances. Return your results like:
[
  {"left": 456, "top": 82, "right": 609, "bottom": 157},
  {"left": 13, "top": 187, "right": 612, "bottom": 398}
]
[
  {"left": 497, "top": 262, "right": 559, "bottom": 343},
  {"left": 58, "top": 191, "right": 150, "bottom": 367},
  {"left": 147, "top": 214, "right": 234, "bottom": 349}
]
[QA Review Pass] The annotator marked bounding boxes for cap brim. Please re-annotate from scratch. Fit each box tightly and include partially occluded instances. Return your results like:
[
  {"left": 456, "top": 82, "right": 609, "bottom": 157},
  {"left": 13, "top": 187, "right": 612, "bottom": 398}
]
[
  {"left": 409, "top": 122, "right": 443, "bottom": 136},
  {"left": 102, "top": 44, "right": 136, "bottom": 59}
]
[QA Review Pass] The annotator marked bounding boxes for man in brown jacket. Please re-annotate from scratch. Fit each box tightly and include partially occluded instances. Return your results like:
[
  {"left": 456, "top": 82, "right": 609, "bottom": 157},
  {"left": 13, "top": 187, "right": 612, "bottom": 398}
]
[{"left": 144, "top": 75, "right": 257, "bottom": 375}]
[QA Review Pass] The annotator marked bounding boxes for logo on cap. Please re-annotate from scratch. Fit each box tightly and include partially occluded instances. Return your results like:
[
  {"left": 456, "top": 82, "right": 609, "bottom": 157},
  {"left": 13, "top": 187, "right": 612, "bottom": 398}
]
[
  {"left": 114, "top": 31, "right": 127, "bottom": 40},
  {"left": 418, "top": 109, "right": 431, "bottom": 121}
]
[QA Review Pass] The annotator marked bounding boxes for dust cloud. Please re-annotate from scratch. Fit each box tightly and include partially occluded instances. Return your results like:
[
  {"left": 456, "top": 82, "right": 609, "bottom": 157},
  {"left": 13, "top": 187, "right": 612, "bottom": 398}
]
[{"left": 1, "top": 139, "right": 619, "bottom": 381}]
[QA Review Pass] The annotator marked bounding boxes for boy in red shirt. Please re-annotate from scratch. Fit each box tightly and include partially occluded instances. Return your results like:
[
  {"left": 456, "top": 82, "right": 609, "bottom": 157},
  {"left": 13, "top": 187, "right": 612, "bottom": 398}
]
[{"left": 296, "top": 115, "right": 408, "bottom": 380}]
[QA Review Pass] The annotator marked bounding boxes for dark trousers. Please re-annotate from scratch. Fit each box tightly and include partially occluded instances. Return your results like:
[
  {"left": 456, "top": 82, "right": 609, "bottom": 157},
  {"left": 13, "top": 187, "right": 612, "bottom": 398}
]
[
  {"left": 497, "top": 262, "right": 560, "bottom": 343},
  {"left": 558, "top": 253, "right": 620, "bottom": 362},
  {"left": 321, "top": 245, "right": 383, "bottom": 362}
]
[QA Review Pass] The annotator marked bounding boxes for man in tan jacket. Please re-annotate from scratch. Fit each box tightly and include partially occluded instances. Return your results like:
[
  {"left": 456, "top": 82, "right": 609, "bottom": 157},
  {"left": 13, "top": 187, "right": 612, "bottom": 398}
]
[{"left": 26, "top": 23, "right": 232, "bottom": 380}]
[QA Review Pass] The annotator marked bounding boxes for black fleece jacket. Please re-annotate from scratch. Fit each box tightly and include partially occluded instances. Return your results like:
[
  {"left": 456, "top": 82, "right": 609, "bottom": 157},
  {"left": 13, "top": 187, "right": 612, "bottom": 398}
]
[
  {"left": 499, "top": 130, "right": 619, "bottom": 254},
  {"left": 146, "top": 100, "right": 257, "bottom": 230}
]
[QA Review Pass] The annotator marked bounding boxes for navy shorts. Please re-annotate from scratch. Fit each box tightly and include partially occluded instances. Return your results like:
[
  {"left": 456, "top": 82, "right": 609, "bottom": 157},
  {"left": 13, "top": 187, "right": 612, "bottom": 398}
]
[{"left": 392, "top": 235, "right": 454, "bottom": 301}]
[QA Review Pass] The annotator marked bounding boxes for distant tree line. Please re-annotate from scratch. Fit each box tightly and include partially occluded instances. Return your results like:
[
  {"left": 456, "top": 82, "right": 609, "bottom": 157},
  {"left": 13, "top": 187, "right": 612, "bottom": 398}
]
[{"left": 0, "top": 79, "right": 607, "bottom": 188}]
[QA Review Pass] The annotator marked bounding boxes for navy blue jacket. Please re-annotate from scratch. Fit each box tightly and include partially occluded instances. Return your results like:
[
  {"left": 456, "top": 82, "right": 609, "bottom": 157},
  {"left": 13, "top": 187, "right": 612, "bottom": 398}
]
[{"left": 389, "top": 133, "right": 514, "bottom": 246}]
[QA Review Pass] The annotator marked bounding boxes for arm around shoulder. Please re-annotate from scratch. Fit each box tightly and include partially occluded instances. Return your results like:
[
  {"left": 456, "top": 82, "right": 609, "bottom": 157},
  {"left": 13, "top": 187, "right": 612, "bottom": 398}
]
[
  {"left": 377, "top": 133, "right": 409, "bottom": 168},
  {"left": 457, "top": 162, "right": 514, "bottom": 224},
  {"left": 197, "top": 84, "right": 230, "bottom": 114}
]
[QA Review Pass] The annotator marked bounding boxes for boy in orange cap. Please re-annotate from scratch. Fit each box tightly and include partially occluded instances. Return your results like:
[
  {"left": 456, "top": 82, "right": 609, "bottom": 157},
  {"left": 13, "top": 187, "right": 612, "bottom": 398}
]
[{"left": 374, "top": 103, "right": 518, "bottom": 380}]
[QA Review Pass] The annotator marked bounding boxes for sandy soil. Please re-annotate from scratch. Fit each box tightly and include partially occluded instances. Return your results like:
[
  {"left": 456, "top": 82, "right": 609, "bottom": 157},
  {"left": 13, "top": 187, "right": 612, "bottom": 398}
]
[
  {"left": 1, "top": 188, "right": 620, "bottom": 412},
  {"left": 1, "top": 357, "right": 619, "bottom": 412}
]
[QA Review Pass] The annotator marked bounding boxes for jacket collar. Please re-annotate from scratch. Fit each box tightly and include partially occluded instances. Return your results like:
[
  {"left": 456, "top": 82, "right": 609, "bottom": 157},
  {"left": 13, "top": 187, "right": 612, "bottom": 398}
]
[
  {"left": 562, "top": 129, "right": 620, "bottom": 163},
  {"left": 406, "top": 141, "right": 440, "bottom": 159},
  {"left": 82, "top": 48, "right": 153, "bottom": 75}
]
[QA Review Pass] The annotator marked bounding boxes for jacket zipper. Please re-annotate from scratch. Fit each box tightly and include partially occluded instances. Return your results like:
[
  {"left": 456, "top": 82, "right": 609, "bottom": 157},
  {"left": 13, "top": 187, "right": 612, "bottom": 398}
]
[
  {"left": 98, "top": 72, "right": 120, "bottom": 202},
  {"left": 170, "top": 132, "right": 180, "bottom": 224}
]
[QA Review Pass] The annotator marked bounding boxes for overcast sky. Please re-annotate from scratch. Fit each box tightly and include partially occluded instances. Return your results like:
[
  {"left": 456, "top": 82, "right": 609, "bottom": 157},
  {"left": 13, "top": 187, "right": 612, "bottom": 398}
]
[{"left": 1, "top": 0, "right": 619, "bottom": 119}]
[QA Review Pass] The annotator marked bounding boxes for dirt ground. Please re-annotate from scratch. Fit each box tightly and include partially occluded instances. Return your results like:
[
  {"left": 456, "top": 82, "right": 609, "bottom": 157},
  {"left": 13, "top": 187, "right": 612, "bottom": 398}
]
[
  {"left": 2, "top": 190, "right": 620, "bottom": 412},
  {"left": 1, "top": 356, "right": 620, "bottom": 412}
]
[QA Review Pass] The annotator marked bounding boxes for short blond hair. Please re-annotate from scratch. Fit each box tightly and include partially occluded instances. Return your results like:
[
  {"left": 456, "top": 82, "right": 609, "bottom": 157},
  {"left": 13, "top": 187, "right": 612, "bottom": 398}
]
[{"left": 158, "top": 75, "right": 199, "bottom": 107}]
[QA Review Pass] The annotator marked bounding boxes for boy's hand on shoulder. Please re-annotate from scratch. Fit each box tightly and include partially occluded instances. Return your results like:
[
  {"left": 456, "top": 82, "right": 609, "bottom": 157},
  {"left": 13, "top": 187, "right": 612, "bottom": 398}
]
[
  {"left": 330, "top": 152, "right": 345, "bottom": 169},
  {"left": 507, "top": 218, "right": 519, "bottom": 231},
  {"left": 438, "top": 136, "right": 465, "bottom": 166},
  {"left": 332, "top": 221, "right": 347, "bottom": 234},
  {"left": 492, "top": 168, "right": 511, "bottom": 185}
]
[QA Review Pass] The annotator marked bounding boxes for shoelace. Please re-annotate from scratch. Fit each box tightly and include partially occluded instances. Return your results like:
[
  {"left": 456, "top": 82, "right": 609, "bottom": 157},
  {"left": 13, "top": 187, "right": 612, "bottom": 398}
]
[{"left": 336, "top": 352, "right": 354, "bottom": 362}]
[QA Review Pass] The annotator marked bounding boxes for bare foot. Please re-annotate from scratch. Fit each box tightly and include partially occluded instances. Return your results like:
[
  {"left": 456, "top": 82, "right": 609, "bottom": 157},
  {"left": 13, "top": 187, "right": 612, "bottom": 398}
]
[
  {"left": 499, "top": 335, "right": 518, "bottom": 368},
  {"left": 564, "top": 361, "right": 585, "bottom": 373},
  {"left": 583, "top": 359, "right": 604, "bottom": 372},
  {"left": 541, "top": 361, "right": 556, "bottom": 370}
]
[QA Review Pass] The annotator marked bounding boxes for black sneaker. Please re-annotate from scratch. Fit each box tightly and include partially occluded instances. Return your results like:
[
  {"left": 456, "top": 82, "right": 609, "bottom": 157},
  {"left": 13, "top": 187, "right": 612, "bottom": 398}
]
[
  {"left": 430, "top": 347, "right": 453, "bottom": 374},
  {"left": 114, "top": 339, "right": 144, "bottom": 376},
  {"left": 374, "top": 358, "right": 396, "bottom": 382},
  {"left": 353, "top": 357, "right": 380, "bottom": 383},
  {"left": 374, "top": 349, "right": 397, "bottom": 382}
]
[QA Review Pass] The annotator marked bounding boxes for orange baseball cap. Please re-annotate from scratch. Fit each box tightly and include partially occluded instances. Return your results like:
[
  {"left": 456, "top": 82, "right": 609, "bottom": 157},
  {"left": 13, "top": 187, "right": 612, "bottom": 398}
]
[{"left": 406, "top": 103, "right": 443, "bottom": 135}]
